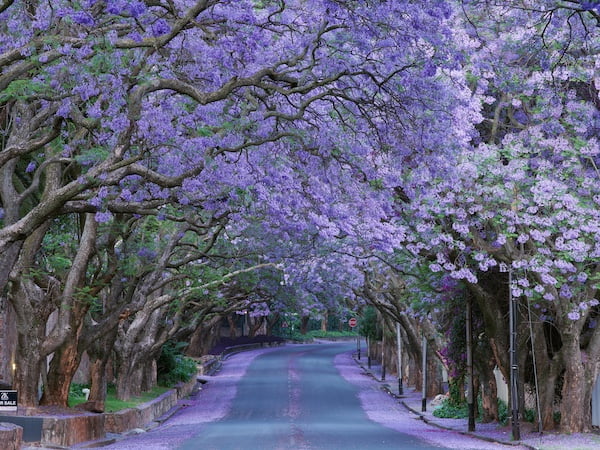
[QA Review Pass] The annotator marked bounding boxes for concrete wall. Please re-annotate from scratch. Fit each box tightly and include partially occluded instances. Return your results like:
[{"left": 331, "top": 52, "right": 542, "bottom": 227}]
[{"left": 493, "top": 367, "right": 509, "bottom": 404}]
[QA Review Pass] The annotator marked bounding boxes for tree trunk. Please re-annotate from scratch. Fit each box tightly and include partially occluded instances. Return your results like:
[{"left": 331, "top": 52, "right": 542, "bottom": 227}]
[
  {"left": 227, "top": 315, "right": 238, "bottom": 338},
  {"left": 40, "top": 338, "right": 81, "bottom": 406},
  {"left": 266, "top": 313, "right": 280, "bottom": 336},
  {"left": 248, "top": 316, "right": 264, "bottom": 338},
  {"left": 116, "top": 364, "right": 143, "bottom": 401},
  {"left": 300, "top": 316, "right": 309, "bottom": 335},
  {"left": 559, "top": 331, "right": 590, "bottom": 432},
  {"left": 13, "top": 345, "right": 43, "bottom": 406},
  {"left": 479, "top": 355, "right": 499, "bottom": 422},
  {"left": 141, "top": 359, "right": 157, "bottom": 392},
  {"left": 186, "top": 315, "right": 221, "bottom": 356},
  {"left": 83, "top": 358, "right": 108, "bottom": 412},
  {"left": 10, "top": 281, "right": 52, "bottom": 407}
]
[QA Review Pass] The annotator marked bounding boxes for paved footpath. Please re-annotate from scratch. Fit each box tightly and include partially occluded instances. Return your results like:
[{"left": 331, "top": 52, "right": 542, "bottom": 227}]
[{"left": 357, "top": 355, "right": 600, "bottom": 450}]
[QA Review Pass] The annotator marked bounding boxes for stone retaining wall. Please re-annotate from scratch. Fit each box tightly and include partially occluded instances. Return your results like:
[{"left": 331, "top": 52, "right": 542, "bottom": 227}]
[
  {"left": 0, "top": 422, "right": 22, "bottom": 450},
  {"left": 41, "top": 413, "right": 104, "bottom": 447},
  {"left": 104, "top": 389, "right": 178, "bottom": 433},
  {"left": 2, "top": 376, "right": 197, "bottom": 447},
  {"left": 105, "top": 377, "right": 196, "bottom": 434}
]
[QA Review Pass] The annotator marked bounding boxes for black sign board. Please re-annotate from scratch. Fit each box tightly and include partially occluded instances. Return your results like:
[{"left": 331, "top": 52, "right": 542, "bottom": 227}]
[{"left": 0, "top": 390, "right": 17, "bottom": 411}]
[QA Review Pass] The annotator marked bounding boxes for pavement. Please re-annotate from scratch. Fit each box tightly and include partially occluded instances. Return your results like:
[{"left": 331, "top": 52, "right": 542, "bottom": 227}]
[{"left": 354, "top": 355, "right": 600, "bottom": 450}]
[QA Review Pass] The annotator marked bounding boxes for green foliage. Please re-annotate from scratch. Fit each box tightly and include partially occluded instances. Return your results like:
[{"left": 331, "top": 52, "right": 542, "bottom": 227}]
[
  {"left": 432, "top": 398, "right": 470, "bottom": 419},
  {"left": 358, "top": 306, "right": 379, "bottom": 339},
  {"left": 283, "top": 329, "right": 357, "bottom": 341},
  {"left": 69, "top": 382, "right": 89, "bottom": 399},
  {"left": 447, "top": 379, "right": 465, "bottom": 407},
  {"left": 369, "top": 178, "right": 384, "bottom": 190},
  {"left": 498, "top": 399, "right": 508, "bottom": 426},
  {"left": 157, "top": 341, "right": 198, "bottom": 387},
  {"left": 0, "top": 79, "right": 49, "bottom": 103},
  {"left": 75, "top": 146, "right": 110, "bottom": 166},
  {"left": 308, "top": 330, "right": 357, "bottom": 338},
  {"left": 524, "top": 408, "right": 536, "bottom": 423}
]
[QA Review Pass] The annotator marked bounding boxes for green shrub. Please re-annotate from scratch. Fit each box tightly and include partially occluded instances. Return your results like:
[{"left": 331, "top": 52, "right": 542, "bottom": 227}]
[
  {"left": 284, "top": 329, "right": 357, "bottom": 341},
  {"left": 157, "top": 341, "right": 198, "bottom": 387},
  {"left": 307, "top": 330, "right": 357, "bottom": 339},
  {"left": 498, "top": 399, "right": 508, "bottom": 426},
  {"left": 433, "top": 398, "right": 469, "bottom": 419},
  {"left": 524, "top": 408, "right": 536, "bottom": 423}
]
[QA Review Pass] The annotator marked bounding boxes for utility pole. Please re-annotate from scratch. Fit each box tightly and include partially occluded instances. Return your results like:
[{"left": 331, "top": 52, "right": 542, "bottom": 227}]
[
  {"left": 381, "top": 333, "right": 386, "bottom": 381},
  {"left": 396, "top": 322, "right": 403, "bottom": 395},
  {"left": 367, "top": 336, "right": 371, "bottom": 369},
  {"left": 466, "top": 294, "right": 475, "bottom": 432},
  {"left": 422, "top": 334, "right": 427, "bottom": 412},
  {"left": 509, "top": 269, "right": 521, "bottom": 440}
]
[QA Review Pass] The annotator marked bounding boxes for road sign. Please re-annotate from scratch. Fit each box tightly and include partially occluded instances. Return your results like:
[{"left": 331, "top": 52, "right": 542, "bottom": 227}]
[{"left": 348, "top": 318, "right": 357, "bottom": 328}]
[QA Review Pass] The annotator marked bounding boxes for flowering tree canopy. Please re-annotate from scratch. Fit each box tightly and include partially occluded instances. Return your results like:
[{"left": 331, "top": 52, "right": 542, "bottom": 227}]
[{"left": 0, "top": 0, "right": 598, "bottom": 432}]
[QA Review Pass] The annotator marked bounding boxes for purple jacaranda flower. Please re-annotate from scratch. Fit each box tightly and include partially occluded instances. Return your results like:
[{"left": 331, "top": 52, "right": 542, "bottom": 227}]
[
  {"left": 151, "top": 20, "right": 171, "bottom": 37},
  {"left": 128, "top": 1, "right": 146, "bottom": 17},
  {"left": 137, "top": 247, "right": 157, "bottom": 260},
  {"left": 559, "top": 284, "right": 573, "bottom": 299},
  {"left": 72, "top": 11, "right": 95, "bottom": 26},
  {"left": 95, "top": 211, "right": 113, "bottom": 223}
]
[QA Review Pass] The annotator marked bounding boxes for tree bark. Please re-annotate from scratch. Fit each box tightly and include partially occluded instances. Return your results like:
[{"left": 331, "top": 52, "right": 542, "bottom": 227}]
[
  {"left": 300, "top": 316, "right": 309, "bottom": 335},
  {"left": 478, "top": 354, "right": 499, "bottom": 422},
  {"left": 559, "top": 329, "right": 589, "bottom": 432},
  {"left": 40, "top": 337, "right": 81, "bottom": 406}
]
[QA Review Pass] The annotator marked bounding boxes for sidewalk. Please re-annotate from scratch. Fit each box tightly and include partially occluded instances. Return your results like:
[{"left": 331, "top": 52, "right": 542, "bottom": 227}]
[{"left": 354, "top": 356, "right": 600, "bottom": 450}]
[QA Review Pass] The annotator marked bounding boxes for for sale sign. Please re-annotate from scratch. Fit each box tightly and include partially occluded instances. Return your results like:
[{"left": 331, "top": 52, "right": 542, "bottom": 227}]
[{"left": 0, "top": 390, "right": 17, "bottom": 411}]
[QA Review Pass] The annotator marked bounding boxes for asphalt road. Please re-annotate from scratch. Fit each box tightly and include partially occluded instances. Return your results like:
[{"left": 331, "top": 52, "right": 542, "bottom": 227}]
[{"left": 178, "top": 343, "right": 440, "bottom": 450}]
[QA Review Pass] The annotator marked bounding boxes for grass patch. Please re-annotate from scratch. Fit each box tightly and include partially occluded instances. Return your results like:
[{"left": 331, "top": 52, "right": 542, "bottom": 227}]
[
  {"left": 286, "top": 330, "right": 358, "bottom": 341},
  {"left": 68, "top": 384, "right": 171, "bottom": 412}
]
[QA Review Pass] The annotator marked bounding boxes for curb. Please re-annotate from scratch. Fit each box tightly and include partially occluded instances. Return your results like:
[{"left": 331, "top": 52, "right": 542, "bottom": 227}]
[{"left": 353, "top": 356, "right": 539, "bottom": 450}]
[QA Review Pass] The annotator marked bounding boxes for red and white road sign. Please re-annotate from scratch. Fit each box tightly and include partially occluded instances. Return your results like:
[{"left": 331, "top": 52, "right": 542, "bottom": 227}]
[{"left": 348, "top": 318, "right": 357, "bottom": 327}]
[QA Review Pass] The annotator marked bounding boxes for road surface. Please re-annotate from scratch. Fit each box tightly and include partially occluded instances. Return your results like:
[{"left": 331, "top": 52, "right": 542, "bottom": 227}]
[
  {"left": 179, "top": 342, "right": 435, "bottom": 449},
  {"left": 101, "top": 342, "right": 523, "bottom": 450}
]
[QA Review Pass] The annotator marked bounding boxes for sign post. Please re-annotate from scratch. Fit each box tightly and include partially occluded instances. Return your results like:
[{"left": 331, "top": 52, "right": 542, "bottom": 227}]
[{"left": 0, "top": 390, "right": 17, "bottom": 411}]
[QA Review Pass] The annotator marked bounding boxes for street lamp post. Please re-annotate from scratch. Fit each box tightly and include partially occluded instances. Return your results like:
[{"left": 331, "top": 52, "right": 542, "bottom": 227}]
[
  {"left": 422, "top": 334, "right": 427, "bottom": 412},
  {"left": 466, "top": 295, "right": 475, "bottom": 432},
  {"left": 381, "top": 333, "right": 386, "bottom": 381},
  {"left": 509, "top": 269, "right": 521, "bottom": 440},
  {"left": 396, "top": 322, "right": 403, "bottom": 395}
]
